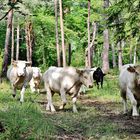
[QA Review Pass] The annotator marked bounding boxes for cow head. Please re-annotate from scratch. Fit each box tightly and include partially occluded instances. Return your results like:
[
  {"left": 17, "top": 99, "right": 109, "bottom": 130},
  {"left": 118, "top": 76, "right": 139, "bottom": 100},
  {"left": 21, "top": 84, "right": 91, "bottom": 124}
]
[
  {"left": 77, "top": 69, "right": 93, "bottom": 88},
  {"left": 12, "top": 60, "right": 31, "bottom": 77},
  {"left": 33, "top": 67, "right": 41, "bottom": 78},
  {"left": 127, "top": 65, "right": 140, "bottom": 85}
]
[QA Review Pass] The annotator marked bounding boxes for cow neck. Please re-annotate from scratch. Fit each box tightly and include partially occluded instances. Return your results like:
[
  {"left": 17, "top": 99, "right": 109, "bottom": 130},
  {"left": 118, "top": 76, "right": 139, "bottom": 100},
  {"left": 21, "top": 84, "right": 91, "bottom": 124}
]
[{"left": 65, "top": 80, "right": 82, "bottom": 94}]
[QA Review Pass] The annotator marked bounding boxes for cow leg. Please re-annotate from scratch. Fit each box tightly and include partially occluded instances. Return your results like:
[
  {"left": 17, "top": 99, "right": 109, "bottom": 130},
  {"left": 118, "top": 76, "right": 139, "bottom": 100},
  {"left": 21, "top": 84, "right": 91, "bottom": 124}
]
[
  {"left": 72, "top": 97, "right": 78, "bottom": 113},
  {"left": 46, "top": 87, "right": 56, "bottom": 112},
  {"left": 20, "top": 85, "right": 26, "bottom": 103},
  {"left": 101, "top": 79, "right": 103, "bottom": 89},
  {"left": 59, "top": 89, "right": 67, "bottom": 110},
  {"left": 46, "top": 91, "right": 55, "bottom": 111},
  {"left": 97, "top": 82, "right": 99, "bottom": 89},
  {"left": 121, "top": 90, "right": 127, "bottom": 114},
  {"left": 12, "top": 85, "right": 16, "bottom": 98},
  {"left": 127, "top": 87, "right": 139, "bottom": 116},
  {"left": 30, "top": 85, "right": 36, "bottom": 93}
]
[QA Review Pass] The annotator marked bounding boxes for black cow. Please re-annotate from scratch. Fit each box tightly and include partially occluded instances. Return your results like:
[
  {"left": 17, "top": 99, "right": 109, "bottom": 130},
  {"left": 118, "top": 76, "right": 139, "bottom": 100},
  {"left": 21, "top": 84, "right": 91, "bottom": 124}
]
[{"left": 93, "top": 67, "right": 105, "bottom": 89}]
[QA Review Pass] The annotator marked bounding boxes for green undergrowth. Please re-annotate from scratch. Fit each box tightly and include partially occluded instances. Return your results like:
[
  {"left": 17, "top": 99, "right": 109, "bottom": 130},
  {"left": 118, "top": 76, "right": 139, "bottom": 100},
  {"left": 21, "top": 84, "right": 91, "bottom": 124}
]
[{"left": 0, "top": 72, "right": 139, "bottom": 140}]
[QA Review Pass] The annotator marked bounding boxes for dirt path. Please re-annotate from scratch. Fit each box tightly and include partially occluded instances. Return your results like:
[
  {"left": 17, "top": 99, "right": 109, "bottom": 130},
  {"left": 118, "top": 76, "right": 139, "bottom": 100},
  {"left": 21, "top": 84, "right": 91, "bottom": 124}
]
[{"left": 80, "top": 95, "right": 140, "bottom": 139}]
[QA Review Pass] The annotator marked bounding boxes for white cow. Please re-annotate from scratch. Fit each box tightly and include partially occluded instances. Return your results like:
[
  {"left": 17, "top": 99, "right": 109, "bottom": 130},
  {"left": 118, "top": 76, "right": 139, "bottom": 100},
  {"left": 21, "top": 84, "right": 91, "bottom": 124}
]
[
  {"left": 7, "top": 60, "right": 33, "bottom": 102},
  {"left": 43, "top": 66, "right": 93, "bottom": 113},
  {"left": 29, "top": 67, "right": 42, "bottom": 93},
  {"left": 119, "top": 64, "right": 140, "bottom": 116}
]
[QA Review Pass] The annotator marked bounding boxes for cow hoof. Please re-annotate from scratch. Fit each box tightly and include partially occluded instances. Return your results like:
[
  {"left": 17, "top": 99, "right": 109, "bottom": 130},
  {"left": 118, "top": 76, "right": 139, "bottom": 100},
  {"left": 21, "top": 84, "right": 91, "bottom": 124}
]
[
  {"left": 46, "top": 107, "right": 50, "bottom": 111},
  {"left": 20, "top": 102, "right": 23, "bottom": 105},
  {"left": 132, "top": 114, "right": 139, "bottom": 117},
  {"left": 73, "top": 110, "right": 78, "bottom": 113},
  {"left": 51, "top": 110, "right": 56, "bottom": 113},
  {"left": 12, "top": 94, "right": 16, "bottom": 98},
  {"left": 73, "top": 109, "right": 78, "bottom": 113},
  {"left": 59, "top": 105, "right": 64, "bottom": 110}
]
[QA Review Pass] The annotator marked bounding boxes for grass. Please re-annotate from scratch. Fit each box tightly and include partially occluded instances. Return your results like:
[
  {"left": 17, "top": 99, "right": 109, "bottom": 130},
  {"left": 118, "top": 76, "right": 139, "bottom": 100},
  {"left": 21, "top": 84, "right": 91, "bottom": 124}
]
[{"left": 0, "top": 73, "right": 140, "bottom": 139}]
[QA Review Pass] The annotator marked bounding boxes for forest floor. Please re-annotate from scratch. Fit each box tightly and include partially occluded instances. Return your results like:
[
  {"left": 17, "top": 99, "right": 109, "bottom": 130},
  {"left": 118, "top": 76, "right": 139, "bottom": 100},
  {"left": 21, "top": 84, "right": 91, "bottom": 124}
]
[{"left": 0, "top": 72, "right": 140, "bottom": 140}]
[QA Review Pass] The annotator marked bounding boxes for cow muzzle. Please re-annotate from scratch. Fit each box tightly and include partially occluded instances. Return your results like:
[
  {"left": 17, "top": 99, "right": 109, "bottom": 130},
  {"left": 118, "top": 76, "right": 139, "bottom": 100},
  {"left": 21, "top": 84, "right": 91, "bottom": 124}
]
[
  {"left": 89, "top": 85, "right": 93, "bottom": 88},
  {"left": 18, "top": 72, "right": 25, "bottom": 77}
]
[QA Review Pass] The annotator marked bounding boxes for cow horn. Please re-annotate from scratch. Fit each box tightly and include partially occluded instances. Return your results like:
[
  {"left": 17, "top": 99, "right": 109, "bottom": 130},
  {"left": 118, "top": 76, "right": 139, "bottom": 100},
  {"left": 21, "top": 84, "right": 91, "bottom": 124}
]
[
  {"left": 11, "top": 60, "right": 17, "bottom": 66},
  {"left": 26, "top": 61, "right": 32, "bottom": 66}
]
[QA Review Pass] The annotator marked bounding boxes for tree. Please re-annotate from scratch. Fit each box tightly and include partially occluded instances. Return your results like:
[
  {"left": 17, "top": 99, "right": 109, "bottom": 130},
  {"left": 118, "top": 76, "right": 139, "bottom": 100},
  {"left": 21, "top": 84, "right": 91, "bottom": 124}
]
[
  {"left": 59, "top": 0, "right": 66, "bottom": 67},
  {"left": 0, "top": 3, "right": 14, "bottom": 81},
  {"left": 16, "top": 19, "right": 19, "bottom": 60},
  {"left": 11, "top": 16, "right": 14, "bottom": 62},
  {"left": 102, "top": 0, "right": 110, "bottom": 73},
  {"left": 87, "top": 0, "right": 91, "bottom": 68},
  {"left": 54, "top": 0, "right": 60, "bottom": 67},
  {"left": 118, "top": 41, "right": 122, "bottom": 70},
  {"left": 25, "top": 21, "right": 33, "bottom": 63}
]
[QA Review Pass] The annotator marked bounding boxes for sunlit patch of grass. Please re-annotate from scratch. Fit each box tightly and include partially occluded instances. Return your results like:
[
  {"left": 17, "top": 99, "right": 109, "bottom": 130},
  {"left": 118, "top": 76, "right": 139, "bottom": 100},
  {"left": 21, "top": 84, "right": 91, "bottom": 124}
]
[{"left": 88, "top": 73, "right": 120, "bottom": 103}]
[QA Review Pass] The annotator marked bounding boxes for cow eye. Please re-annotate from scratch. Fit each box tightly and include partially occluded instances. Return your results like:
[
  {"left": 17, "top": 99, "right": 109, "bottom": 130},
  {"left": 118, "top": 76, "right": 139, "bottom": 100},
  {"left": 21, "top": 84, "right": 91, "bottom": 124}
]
[
  {"left": 135, "top": 71, "right": 139, "bottom": 75},
  {"left": 84, "top": 76, "right": 87, "bottom": 79}
]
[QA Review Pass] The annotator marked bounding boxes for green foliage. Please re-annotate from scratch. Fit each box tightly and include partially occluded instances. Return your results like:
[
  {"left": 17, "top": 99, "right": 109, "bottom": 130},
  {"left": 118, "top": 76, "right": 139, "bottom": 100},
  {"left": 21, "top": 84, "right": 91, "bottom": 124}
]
[{"left": 1, "top": 0, "right": 140, "bottom": 70}]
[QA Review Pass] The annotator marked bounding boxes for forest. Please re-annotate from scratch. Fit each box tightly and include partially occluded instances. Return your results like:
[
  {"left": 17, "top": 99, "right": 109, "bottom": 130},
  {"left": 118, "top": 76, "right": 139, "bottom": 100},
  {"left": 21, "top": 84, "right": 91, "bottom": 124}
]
[{"left": 0, "top": 0, "right": 140, "bottom": 139}]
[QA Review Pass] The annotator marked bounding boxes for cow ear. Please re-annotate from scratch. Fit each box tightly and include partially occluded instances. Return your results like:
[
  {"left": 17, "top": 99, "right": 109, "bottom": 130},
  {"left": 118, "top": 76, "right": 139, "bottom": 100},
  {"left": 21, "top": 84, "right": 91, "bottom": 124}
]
[
  {"left": 76, "top": 69, "right": 83, "bottom": 75},
  {"left": 11, "top": 60, "right": 17, "bottom": 66},
  {"left": 127, "top": 66, "right": 136, "bottom": 73},
  {"left": 26, "top": 61, "right": 32, "bottom": 66}
]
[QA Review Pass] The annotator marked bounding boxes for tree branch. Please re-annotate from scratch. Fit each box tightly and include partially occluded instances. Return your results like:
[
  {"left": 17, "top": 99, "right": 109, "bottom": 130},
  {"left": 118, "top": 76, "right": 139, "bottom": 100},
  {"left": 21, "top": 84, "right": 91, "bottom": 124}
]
[{"left": 0, "top": 7, "right": 13, "bottom": 21}]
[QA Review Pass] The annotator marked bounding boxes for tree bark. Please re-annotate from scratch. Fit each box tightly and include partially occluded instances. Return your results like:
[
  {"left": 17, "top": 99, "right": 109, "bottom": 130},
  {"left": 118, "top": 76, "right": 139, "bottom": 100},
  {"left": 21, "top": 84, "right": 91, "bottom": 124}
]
[
  {"left": 118, "top": 41, "right": 122, "bottom": 70},
  {"left": 87, "top": 0, "right": 91, "bottom": 68},
  {"left": 133, "top": 46, "right": 137, "bottom": 64},
  {"left": 90, "top": 22, "right": 97, "bottom": 67},
  {"left": 54, "top": 0, "right": 61, "bottom": 67},
  {"left": 102, "top": 0, "right": 110, "bottom": 73},
  {"left": 16, "top": 21, "right": 19, "bottom": 60},
  {"left": 129, "top": 44, "right": 133, "bottom": 64},
  {"left": 25, "top": 21, "right": 33, "bottom": 63},
  {"left": 59, "top": 0, "right": 66, "bottom": 67},
  {"left": 11, "top": 16, "right": 14, "bottom": 62},
  {"left": 102, "top": 29, "right": 110, "bottom": 73},
  {"left": 68, "top": 43, "right": 71, "bottom": 66},
  {"left": 0, "top": 8, "right": 13, "bottom": 80},
  {"left": 85, "top": 21, "right": 97, "bottom": 68},
  {"left": 111, "top": 43, "right": 116, "bottom": 68}
]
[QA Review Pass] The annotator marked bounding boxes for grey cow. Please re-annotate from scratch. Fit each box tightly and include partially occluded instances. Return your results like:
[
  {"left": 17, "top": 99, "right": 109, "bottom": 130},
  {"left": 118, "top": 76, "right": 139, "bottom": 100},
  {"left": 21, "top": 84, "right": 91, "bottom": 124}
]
[
  {"left": 7, "top": 60, "right": 33, "bottom": 102},
  {"left": 43, "top": 66, "right": 93, "bottom": 113}
]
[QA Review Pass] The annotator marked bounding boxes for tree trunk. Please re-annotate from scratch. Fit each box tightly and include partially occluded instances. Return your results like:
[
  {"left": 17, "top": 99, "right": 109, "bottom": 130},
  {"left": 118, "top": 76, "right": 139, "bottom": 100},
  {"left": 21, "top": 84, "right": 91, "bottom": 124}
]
[
  {"left": 11, "top": 16, "right": 14, "bottom": 62},
  {"left": 25, "top": 21, "right": 33, "bottom": 63},
  {"left": 87, "top": 0, "right": 91, "bottom": 68},
  {"left": 111, "top": 43, "right": 116, "bottom": 68},
  {"left": 0, "top": 8, "right": 13, "bottom": 80},
  {"left": 16, "top": 21, "right": 19, "bottom": 60},
  {"left": 42, "top": 45, "right": 46, "bottom": 65},
  {"left": 118, "top": 41, "right": 122, "bottom": 70},
  {"left": 59, "top": 0, "right": 66, "bottom": 67},
  {"left": 102, "top": 0, "right": 110, "bottom": 73},
  {"left": 102, "top": 29, "right": 110, "bottom": 73},
  {"left": 129, "top": 45, "right": 133, "bottom": 64},
  {"left": 90, "top": 22, "right": 97, "bottom": 67},
  {"left": 54, "top": 0, "right": 61, "bottom": 67},
  {"left": 68, "top": 43, "right": 71, "bottom": 66},
  {"left": 133, "top": 46, "right": 137, "bottom": 64},
  {"left": 85, "top": 21, "right": 97, "bottom": 68}
]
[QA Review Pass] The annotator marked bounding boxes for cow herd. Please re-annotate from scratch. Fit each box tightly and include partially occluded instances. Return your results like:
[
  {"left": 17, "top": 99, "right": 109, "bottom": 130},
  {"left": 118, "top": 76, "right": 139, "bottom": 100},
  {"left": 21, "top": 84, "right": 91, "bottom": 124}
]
[{"left": 6, "top": 60, "right": 140, "bottom": 116}]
